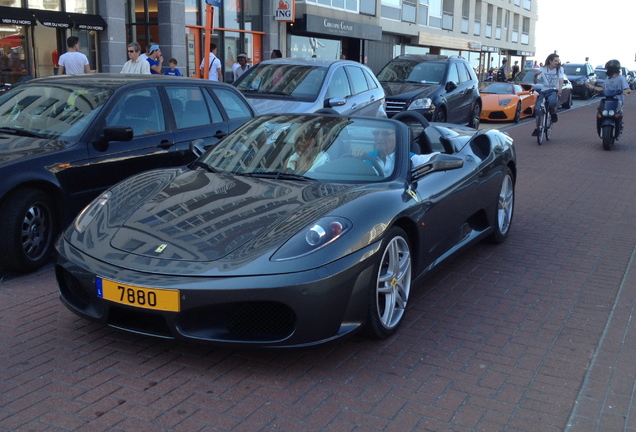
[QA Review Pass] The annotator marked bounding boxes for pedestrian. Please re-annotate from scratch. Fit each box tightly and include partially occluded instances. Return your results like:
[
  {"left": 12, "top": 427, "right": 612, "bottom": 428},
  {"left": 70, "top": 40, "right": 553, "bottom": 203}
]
[
  {"left": 199, "top": 43, "right": 222, "bottom": 82},
  {"left": 271, "top": 49, "right": 282, "bottom": 59},
  {"left": 512, "top": 60, "right": 520, "bottom": 79},
  {"left": 146, "top": 44, "right": 163, "bottom": 74},
  {"left": 139, "top": 45, "right": 150, "bottom": 62},
  {"left": 233, "top": 53, "right": 250, "bottom": 81},
  {"left": 58, "top": 36, "right": 92, "bottom": 75},
  {"left": 121, "top": 42, "right": 151, "bottom": 74},
  {"left": 164, "top": 58, "right": 182, "bottom": 76},
  {"left": 533, "top": 60, "right": 540, "bottom": 69}
]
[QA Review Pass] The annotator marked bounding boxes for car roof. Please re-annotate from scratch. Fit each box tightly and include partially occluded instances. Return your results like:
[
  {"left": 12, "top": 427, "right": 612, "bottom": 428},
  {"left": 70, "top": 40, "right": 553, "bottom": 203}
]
[
  {"left": 256, "top": 58, "right": 358, "bottom": 68},
  {"left": 394, "top": 54, "right": 452, "bottom": 62},
  {"left": 24, "top": 73, "right": 227, "bottom": 90}
]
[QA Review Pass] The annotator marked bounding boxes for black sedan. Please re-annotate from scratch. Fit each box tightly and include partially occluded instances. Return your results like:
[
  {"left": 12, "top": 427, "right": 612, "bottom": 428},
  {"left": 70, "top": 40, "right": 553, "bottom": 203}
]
[
  {"left": 55, "top": 111, "right": 516, "bottom": 347},
  {"left": 0, "top": 74, "right": 255, "bottom": 273}
]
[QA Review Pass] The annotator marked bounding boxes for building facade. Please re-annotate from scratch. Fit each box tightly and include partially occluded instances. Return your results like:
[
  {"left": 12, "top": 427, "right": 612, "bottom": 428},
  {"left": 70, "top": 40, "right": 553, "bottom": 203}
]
[{"left": 0, "top": 0, "right": 536, "bottom": 87}]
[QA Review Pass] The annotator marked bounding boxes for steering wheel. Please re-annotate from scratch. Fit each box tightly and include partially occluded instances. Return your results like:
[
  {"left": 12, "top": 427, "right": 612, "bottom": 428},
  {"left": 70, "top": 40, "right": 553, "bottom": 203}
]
[
  {"left": 340, "top": 153, "right": 384, "bottom": 176},
  {"left": 392, "top": 110, "right": 433, "bottom": 154}
]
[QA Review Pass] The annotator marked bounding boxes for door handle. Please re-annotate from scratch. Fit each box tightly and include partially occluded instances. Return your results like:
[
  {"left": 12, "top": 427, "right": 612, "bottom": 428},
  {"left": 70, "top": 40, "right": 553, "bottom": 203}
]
[
  {"left": 212, "top": 130, "right": 226, "bottom": 139},
  {"left": 157, "top": 140, "right": 174, "bottom": 149}
]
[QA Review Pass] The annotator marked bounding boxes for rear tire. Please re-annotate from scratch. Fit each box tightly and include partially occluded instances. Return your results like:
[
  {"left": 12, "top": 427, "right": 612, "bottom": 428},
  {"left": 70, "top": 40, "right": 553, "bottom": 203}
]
[
  {"left": 366, "top": 227, "right": 412, "bottom": 339},
  {"left": 0, "top": 188, "right": 57, "bottom": 273},
  {"left": 602, "top": 125, "right": 614, "bottom": 150}
]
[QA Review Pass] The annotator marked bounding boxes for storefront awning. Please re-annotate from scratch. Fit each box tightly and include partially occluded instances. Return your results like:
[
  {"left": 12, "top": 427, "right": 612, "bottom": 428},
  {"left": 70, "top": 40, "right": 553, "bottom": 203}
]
[
  {"left": 0, "top": 6, "right": 37, "bottom": 26},
  {"left": 31, "top": 9, "right": 73, "bottom": 29},
  {"left": 68, "top": 13, "right": 107, "bottom": 31}
]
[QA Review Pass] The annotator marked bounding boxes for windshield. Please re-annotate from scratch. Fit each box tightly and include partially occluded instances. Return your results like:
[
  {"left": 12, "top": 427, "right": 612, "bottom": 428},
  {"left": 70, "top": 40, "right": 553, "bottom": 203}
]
[
  {"left": 563, "top": 65, "right": 585, "bottom": 76},
  {"left": 198, "top": 115, "right": 402, "bottom": 183},
  {"left": 234, "top": 64, "right": 327, "bottom": 101},
  {"left": 0, "top": 83, "right": 111, "bottom": 140},
  {"left": 595, "top": 70, "right": 607, "bottom": 79},
  {"left": 481, "top": 82, "right": 516, "bottom": 94},
  {"left": 377, "top": 59, "right": 445, "bottom": 84}
]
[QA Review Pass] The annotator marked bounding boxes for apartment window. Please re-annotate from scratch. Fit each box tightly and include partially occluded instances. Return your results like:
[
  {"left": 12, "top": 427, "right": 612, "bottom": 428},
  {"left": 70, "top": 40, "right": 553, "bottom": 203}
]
[
  {"left": 461, "top": 0, "right": 469, "bottom": 33},
  {"left": 486, "top": 4, "right": 492, "bottom": 38},
  {"left": 495, "top": 7, "right": 501, "bottom": 40},
  {"left": 523, "top": 0, "right": 531, "bottom": 10},
  {"left": 403, "top": 0, "right": 417, "bottom": 23},
  {"left": 418, "top": 0, "right": 429, "bottom": 25},
  {"left": 428, "top": 0, "right": 442, "bottom": 28},
  {"left": 522, "top": 17, "right": 530, "bottom": 44},
  {"left": 442, "top": 0, "right": 453, "bottom": 31},
  {"left": 512, "top": 13, "right": 519, "bottom": 42},
  {"left": 306, "top": 0, "right": 359, "bottom": 12},
  {"left": 473, "top": 0, "right": 481, "bottom": 36}
]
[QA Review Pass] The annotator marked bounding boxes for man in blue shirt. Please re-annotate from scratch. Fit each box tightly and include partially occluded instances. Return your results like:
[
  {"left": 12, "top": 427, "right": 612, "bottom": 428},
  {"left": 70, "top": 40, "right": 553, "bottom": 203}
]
[{"left": 147, "top": 45, "right": 163, "bottom": 74}]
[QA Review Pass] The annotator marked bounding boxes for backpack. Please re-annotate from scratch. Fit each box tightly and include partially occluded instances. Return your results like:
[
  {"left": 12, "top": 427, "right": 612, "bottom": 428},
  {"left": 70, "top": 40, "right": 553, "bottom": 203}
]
[{"left": 496, "top": 68, "right": 507, "bottom": 82}]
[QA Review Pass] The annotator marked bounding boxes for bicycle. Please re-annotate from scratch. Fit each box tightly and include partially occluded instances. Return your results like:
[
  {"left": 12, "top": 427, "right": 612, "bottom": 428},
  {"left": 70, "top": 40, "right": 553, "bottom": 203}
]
[{"left": 534, "top": 89, "right": 555, "bottom": 145}]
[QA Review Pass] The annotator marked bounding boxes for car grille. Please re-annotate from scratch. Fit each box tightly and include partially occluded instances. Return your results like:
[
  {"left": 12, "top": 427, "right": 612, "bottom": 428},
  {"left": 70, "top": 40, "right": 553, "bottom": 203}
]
[
  {"left": 385, "top": 99, "right": 407, "bottom": 115},
  {"left": 488, "top": 111, "right": 508, "bottom": 120},
  {"left": 179, "top": 301, "right": 296, "bottom": 342}
]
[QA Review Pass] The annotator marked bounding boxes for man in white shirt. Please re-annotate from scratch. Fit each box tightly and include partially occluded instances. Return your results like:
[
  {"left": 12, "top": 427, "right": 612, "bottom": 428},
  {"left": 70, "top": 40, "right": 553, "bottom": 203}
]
[
  {"left": 121, "top": 42, "right": 151, "bottom": 74},
  {"left": 200, "top": 43, "right": 222, "bottom": 82},
  {"left": 58, "top": 36, "right": 92, "bottom": 75}
]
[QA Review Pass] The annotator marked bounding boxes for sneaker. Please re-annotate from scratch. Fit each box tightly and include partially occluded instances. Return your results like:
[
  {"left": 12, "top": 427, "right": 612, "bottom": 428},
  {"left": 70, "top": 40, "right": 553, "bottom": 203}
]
[
  {"left": 551, "top": 113, "right": 558, "bottom": 123},
  {"left": 531, "top": 128, "right": 538, "bottom": 137}
]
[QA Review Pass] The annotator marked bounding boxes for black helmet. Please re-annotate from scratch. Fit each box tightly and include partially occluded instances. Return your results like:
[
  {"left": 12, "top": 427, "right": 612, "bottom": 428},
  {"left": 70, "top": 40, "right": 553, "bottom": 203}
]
[{"left": 605, "top": 59, "right": 621, "bottom": 75}]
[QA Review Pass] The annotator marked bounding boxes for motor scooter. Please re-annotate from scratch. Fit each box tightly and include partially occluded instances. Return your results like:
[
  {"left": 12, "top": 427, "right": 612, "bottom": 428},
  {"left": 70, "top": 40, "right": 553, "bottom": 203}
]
[{"left": 596, "top": 91, "right": 623, "bottom": 151}]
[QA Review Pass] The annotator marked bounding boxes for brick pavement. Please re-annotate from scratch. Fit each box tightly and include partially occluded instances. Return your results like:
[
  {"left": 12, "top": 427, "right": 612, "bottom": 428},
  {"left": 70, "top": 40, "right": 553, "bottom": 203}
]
[{"left": 1, "top": 95, "right": 636, "bottom": 431}]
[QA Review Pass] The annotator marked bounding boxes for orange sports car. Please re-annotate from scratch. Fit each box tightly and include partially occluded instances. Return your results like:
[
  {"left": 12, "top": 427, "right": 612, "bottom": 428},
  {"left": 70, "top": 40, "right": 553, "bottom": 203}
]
[{"left": 480, "top": 82, "right": 538, "bottom": 123}]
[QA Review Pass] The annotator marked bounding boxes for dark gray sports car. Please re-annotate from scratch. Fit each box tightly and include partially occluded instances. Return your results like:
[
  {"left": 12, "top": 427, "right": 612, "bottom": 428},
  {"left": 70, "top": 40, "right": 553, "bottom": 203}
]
[{"left": 55, "top": 111, "right": 516, "bottom": 347}]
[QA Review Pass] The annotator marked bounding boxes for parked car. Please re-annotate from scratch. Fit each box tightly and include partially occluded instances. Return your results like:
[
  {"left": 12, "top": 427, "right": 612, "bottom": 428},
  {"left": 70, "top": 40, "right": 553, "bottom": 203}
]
[
  {"left": 0, "top": 74, "right": 256, "bottom": 273},
  {"left": 563, "top": 63, "right": 596, "bottom": 99},
  {"left": 377, "top": 54, "right": 482, "bottom": 129},
  {"left": 513, "top": 68, "right": 573, "bottom": 109},
  {"left": 594, "top": 69, "right": 607, "bottom": 88},
  {"left": 233, "top": 58, "right": 386, "bottom": 118},
  {"left": 55, "top": 110, "right": 516, "bottom": 347},
  {"left": 621, "top": 67, "right": 636, "bottom": 90},
  {"left": 479, "top": 81, "right": 538, "bottom": 123}
]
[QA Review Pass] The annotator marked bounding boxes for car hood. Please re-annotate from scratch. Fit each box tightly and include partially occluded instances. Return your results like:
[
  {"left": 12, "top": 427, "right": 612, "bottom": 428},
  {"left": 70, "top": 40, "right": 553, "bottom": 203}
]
[
  {"left": 70, "top": 168, "right": 382, "bottom": 276},
  {"left": 381, "top": 82, "right": 439, "bottom": 99},
  {"left": 246, "top": 96, "right": 315, "bottom": 114},
  {"left": 0, "top": 133, "right": 69, "bottom": 166}
]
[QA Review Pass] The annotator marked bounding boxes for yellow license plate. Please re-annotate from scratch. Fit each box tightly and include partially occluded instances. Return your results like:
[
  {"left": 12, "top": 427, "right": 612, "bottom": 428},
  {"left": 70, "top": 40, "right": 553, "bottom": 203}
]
[{"left": 96, "top": 277, "right": 180, "bottom": 312}]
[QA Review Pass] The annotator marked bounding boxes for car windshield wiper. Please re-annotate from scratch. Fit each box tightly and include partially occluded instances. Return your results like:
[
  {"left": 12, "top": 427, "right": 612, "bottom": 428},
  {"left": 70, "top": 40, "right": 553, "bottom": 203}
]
[
  {"left": 238, "top": 171, "right": 316, "bottom": 181},
  {"left": 0, "top": 127, "right": 46, "bottom": 138},
  {"left": 192, "top": 161, "right": 219, "bottom": 173}
]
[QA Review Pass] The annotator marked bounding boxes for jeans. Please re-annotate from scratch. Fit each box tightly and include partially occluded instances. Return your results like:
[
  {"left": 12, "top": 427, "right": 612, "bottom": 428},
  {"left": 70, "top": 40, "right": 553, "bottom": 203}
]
[{"left": 535, "top": 89, "right": 558, "bottom": 117}]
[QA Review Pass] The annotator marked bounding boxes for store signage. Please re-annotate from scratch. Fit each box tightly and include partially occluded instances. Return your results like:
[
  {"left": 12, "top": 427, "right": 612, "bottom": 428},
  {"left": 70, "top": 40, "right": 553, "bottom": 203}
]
[
  {"left": 305, "top": 15, "right": 382, "bottom": 41},
  {"left": 275, "top": 0, "right": 295, "bottom": 22},
  {"left": 1, "top": 17, "right": 32, "bottom": 25}
]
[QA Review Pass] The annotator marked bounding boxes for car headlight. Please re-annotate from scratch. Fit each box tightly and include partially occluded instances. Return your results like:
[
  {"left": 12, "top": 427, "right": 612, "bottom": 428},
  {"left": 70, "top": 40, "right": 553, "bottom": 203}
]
[
  {"left": 74, "top": 192, "right": 111, "bottom": 233},
  {"left": 499, "top": 99, "right": 513, "bottom": 106},
  {"left": 407, "top": 97, "right": 433, "bottom": 111},
  {"left": 271, "top": 217, "right": 352, "bottom": 261}
]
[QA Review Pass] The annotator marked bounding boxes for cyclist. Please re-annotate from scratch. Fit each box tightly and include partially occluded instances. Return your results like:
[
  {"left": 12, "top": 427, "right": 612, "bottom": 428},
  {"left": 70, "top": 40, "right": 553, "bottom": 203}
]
[{"left": 531, "top": 53, "right": 564, "bottom": 137}]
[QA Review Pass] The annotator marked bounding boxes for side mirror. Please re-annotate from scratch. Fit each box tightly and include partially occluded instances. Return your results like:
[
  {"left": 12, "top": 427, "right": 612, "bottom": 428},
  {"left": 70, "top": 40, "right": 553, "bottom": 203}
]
[
  {"left": 326, "top": 97, "right": 346, "bottom": 108},
  {"left": 190, "top": 139, "right": 206, "bottom": 158},
  {"left": 445, "top": 81, "right": 458, "bottom": 92},
  {"left": 102, "top": 127, "right": 133, "bottom": 142}
]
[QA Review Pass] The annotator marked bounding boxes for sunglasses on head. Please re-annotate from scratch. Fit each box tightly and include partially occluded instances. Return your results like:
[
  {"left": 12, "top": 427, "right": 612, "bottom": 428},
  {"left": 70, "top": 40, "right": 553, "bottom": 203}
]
[{"left": 372, "top": 130, "right": 394, "bottom": 137}]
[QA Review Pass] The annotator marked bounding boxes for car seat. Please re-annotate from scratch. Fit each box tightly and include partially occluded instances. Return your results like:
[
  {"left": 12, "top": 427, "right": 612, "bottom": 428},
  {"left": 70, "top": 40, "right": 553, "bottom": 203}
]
[{"left": 122, "top": 95, "right": 160, "bottom": 135}]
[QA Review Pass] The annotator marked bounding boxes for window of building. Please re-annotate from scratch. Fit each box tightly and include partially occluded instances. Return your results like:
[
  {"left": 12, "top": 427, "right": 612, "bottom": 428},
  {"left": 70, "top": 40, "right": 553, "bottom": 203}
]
[
  {"left": 486, "top": 4, "right": 492, "bottom": 38},
  {"left": 461, "top": 0, "right": 469, "bottom": 33},
  {"left": 403, "top": 0, "right": 417, "bottom": 23},
  {"left": 127, "top": 0, "right": 159, "bottom": 53},
  {"left": 522, "top": 17, "right": 530, "bottom": 44},
  {"left": 473, "top": 1, "right": 481, "bottom": 36},
  {"left": 442, "top": 0, "right": 453, "bottom": 30},
  {"left": 306, "top": 0, "right": 360, "bottom": 13}
]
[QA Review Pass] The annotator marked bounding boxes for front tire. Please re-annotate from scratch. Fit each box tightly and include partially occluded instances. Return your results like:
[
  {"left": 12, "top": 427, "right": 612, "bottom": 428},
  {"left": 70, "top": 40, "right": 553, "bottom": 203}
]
[
  {"left": 0, "top": 188, "right": 57, "bottom": 273},
  {"left": 487, "top": 167, "right": 515, "bottom": 244},
  {"left": 602, "top": 124, "right": 614, "bottom": 150},
  {"left": 468, "top": 103, "right": 481, "bottom": 129},
  {"left": 366, "top": 227, "right": 412, "bottom": 339},
  {"left": 513, "top": 102, "right": 521, "bottom": 123}
]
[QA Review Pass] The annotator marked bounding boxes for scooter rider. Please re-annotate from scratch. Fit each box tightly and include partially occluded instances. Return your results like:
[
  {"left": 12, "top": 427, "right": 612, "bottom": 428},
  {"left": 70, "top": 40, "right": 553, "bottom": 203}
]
[
  {"left": 531, "top": 53, "right": 564, "bottom": 137},
  {"left": 586, "top": 59, "right": 631, "bottom": 106},
  {"left": 586, "top": 59, "right": 631, "bottom": 138}
]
